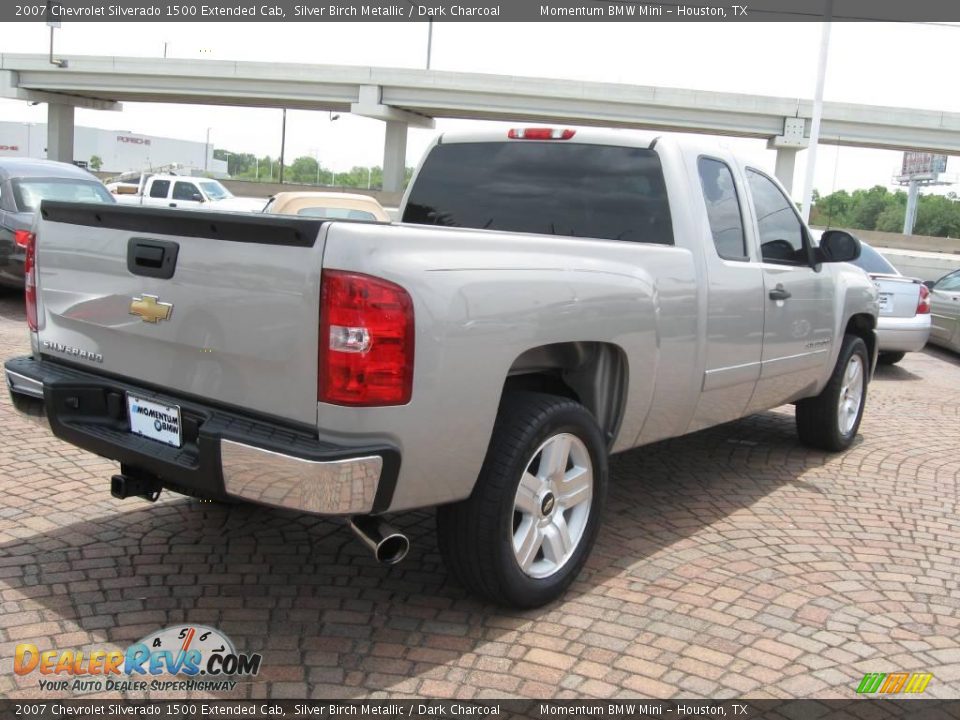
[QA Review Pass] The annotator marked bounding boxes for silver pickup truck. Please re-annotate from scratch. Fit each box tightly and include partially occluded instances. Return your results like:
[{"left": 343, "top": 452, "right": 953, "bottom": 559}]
[{"left": 5, "top": 129, "right": 877, "bottom": 608}]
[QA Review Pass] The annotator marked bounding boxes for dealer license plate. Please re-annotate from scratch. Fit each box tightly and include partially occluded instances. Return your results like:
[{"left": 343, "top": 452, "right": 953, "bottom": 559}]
[
  {"left": 878, "top": 292, "right": 893, "bottom": 314},
  {"left": 127, "top": 394, "right": 182, "bottom": 448}
]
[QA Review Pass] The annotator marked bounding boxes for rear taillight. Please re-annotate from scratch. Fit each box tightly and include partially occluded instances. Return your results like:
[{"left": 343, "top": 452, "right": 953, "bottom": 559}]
[
  {"left": 507, "top": 127, "right": 576, "bottom": 140},
  {"left": 318, "top": 270, "right": 414, "bottom": 406},
  {"left": 14, "top": 230, "right": 33, "bottom": 249},
  {"left": 917, "top": 283, "right": 931, "bottom": 314},
  {"left": 23, "top": 231, "right": 37, "bottom": 332}
]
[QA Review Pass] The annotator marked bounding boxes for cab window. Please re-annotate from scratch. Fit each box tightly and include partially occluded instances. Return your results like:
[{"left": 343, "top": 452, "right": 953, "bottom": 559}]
[
  {"left": 148, "top": 180, "right": 170, "bottom": 199},
  {"left": 747, "top": 169, "right": 809, "bottom": 265},
  {"left": 403, "top": 142, "right": 674, "bottom": 245}
]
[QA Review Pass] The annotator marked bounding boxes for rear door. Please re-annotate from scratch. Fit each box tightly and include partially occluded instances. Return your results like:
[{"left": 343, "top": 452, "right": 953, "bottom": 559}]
[
  {"left": 34, "top": 202, "right": 327, "bottom": 427},
  {"left": 689, "top": 155, "right": 765, "bottom": 430},
  {"left": 743, "top": 168, "right": 834, "bottom": 412}
]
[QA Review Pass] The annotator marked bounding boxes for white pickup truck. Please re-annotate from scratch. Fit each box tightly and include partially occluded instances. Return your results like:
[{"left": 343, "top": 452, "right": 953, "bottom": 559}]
[
  {"left": 113, "top": 173, "right": 265, "bottom": 213},
  {"left": 6, "top": 128, "right": 878, "bottom": 607}
]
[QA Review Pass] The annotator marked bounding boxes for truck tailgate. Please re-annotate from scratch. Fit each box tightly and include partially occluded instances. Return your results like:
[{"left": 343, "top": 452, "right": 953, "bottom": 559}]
[{"left": 33, "top": 202, "right": 326, "bottom": 427}]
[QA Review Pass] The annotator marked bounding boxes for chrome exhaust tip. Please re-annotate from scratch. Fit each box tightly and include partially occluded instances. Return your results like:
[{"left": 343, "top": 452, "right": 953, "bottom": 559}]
[{"left": 348, "top": 515, "right": 410, "bottom": 565}]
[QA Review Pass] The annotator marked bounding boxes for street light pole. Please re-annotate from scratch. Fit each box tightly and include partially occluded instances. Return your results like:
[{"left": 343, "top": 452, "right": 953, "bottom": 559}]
[
  {"left": 204, "top": 127, "right": 211, "bottom": 172},
  {"left": 426, "top": 20, "right": 433, "bottom": 69},
  {"left": 800, "top": 0, "right": 833, "bottom": 224},
  {"left": 279, "top": 109, "right": 287, "bottom": 185}
]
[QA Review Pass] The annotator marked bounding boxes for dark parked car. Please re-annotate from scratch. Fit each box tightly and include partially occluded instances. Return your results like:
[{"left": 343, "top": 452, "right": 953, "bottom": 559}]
[{"left": 0, "top": 158, "right": 115, "bottom": 288}]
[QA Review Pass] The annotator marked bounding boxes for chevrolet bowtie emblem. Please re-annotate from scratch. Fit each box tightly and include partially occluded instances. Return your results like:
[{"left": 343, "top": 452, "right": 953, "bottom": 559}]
[{"left": 129, "top": 294, "right": 173, "bottom": 323}]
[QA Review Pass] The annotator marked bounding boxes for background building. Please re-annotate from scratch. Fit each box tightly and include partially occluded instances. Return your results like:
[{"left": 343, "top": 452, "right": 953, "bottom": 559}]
[{"left": 0, "top": 121, "right": 227, "bottom": 176}]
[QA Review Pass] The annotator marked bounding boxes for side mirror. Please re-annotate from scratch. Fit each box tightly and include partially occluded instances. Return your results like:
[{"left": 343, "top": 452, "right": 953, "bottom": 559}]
[
  {"left": 818, "top": 229, "right": 861, "bottom": 263},
  {"left": 190, "top": 193, "right": 204, "bottom": 202}
]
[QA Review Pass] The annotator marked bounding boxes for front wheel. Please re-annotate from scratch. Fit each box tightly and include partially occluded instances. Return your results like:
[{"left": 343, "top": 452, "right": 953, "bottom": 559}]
[
  {"left": 796, "top": 334, "right": 869, "bottom": 451},
  {"left": 437, "top": 392, "right": 608, "bottom": 608}
]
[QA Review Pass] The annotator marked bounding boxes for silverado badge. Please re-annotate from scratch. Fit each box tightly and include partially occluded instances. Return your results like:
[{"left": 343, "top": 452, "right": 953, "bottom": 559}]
[{"left": 129, "top": 295, "right": 173, "bottom": 323}]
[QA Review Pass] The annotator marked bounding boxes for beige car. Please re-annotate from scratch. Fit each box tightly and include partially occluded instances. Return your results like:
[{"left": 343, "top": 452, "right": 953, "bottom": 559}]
[{"left": 262, "top": 191, "right": 390, "bottom": 222}]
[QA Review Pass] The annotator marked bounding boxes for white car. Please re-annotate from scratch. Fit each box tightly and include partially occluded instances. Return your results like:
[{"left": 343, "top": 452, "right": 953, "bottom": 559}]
[{"left": 850, "top": 241, "right": 931, "bottom": 365}]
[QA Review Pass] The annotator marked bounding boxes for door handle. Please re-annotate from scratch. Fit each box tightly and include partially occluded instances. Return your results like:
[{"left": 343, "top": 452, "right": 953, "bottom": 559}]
[
  {"left": 169, "top": 203, "right": 177, "bottom": 208},
  {"left": 769, "top": 284, "right": 792, "bottom": 301},
  {"left": 127, "top": 238, "right": 180, "bottom": 280}
]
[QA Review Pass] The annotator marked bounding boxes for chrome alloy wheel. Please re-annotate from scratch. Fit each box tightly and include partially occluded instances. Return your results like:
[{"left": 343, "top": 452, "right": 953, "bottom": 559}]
[
  {"left": 511, "top": 432, "right": 593, "bottom": 579},
  {"left": 837, "top": 354, "right": 864, "bottom": 436}
]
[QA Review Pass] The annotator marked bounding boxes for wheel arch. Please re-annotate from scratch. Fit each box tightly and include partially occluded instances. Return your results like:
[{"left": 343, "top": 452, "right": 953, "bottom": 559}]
[
  {"left": 501, "top": 342, "right": 628, "bottom": 449},
  {"left": 845, "top": 313, "right": 878, "bottom": 374}
]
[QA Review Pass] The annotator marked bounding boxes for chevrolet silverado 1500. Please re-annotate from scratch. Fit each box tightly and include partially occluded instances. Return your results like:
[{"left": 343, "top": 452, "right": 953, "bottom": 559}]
[{"left": 5, "top": 129, "right": 878, "bottom": 607}]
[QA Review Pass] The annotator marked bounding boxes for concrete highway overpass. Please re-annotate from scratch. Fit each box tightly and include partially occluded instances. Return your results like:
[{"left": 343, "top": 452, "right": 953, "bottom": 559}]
[{"left": 2, "top": 53, "right": 959, "bottom": 193}]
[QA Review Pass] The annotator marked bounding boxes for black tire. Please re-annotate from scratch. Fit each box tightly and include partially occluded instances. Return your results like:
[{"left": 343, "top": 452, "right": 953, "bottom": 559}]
[
  {"left": 877, "top": 352, "right": 905, "bottom": 366},
  {"left": 437, "top": 392, "right": 608, "bottom": 608},
  {"left": 796, "top": 334, "right": 869, "bottom": 451}
]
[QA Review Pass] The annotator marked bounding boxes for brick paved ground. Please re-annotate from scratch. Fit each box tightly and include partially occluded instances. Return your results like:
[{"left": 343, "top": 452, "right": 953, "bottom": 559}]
[{"left": 0, "top": 286, "right": 958, "bottom": 700}]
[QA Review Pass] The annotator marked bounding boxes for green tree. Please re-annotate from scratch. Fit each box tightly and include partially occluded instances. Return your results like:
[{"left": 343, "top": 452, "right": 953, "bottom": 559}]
[
  {"left": 849, "top": 186, "right": 892, "bottom": 230},
  {"left": 914, "top": 194, "right": 960, "bottom": 238},
  {"left": 286, "top": 156, "right": 321, "bottom": 184},
  {"left": 812, "top": 184, "right": 960, "bottom": 238},
  {"left": 214, "top": 149, "right": 257, "bottom": 177},
  {"left": 88, "top": 155, "right": 103, "bottom": 171},
  {"left": 812, "top": 189, "right": 852, "bottom": 227}
]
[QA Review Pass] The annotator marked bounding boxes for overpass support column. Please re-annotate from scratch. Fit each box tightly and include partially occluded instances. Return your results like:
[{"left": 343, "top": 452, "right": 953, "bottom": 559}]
[
  {"left": 774, "top": 147, "right": 799, "bottom": 194},
  {"left": 767, "top": 117, "right": 807, "bottom": 198},
  {"left": 383, "top": 120, "right": 408, "bottom": 194},
  {"left": 351, "top": 85, "right": 435, "bottom": 195},
  {"left": 47, "top": 103, "right": 75, "bottom": 163}
]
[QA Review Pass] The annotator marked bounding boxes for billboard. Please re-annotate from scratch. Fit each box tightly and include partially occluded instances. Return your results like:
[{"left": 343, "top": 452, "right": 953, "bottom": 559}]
[{"left": 901, "top": 152, "right": 948, "bottom": 177}]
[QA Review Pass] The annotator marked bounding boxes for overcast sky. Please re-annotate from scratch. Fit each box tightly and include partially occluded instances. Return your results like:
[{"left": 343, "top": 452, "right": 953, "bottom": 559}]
[{"left": 0, "top": 21, "right": 958, "bottom": 197}]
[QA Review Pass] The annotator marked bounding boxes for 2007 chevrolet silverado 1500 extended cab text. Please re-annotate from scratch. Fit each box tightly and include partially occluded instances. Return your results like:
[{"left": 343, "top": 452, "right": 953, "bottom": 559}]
[{"left": 5, "top": 129, "right": 878, "bottom": 607}]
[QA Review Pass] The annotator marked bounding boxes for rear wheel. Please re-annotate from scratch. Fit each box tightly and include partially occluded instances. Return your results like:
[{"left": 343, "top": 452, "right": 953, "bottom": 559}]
[
  {"left": 877, "top": 351, "right": 905, "bottom": 366},
  {"left": 796, "top": 334, "right": 869, "bottom": 451},
  {"left": 437, "top": 392, "right": 607, "bottom": 608}
]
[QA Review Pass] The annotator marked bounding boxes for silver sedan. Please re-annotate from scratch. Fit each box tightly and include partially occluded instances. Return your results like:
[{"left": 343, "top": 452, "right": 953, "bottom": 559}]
[
  {"left": 848, "top": 242, "right": 931, "bottom": 365},
  {"left": 928, "top": 269, "right": 960, "bottom": 354}
]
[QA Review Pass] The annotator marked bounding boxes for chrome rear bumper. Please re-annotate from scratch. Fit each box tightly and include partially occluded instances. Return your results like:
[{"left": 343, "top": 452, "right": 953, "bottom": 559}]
[{"left": 221, "top": 440, "right": 382, "bottom": 515}]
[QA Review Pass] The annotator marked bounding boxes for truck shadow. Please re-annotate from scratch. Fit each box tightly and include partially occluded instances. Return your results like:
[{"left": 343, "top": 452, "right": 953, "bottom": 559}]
[
  {"left": 0, "top": 407, "right": 836, "bottom": 699},
  {"left": 872, "top": 363, "right": 923, "bottom": 382},
  {"left": 0, "top": 288, "right": 25, "bottom": 322},
  {"left": 922, "top": 344, "right": 960, "bottom": 367}
]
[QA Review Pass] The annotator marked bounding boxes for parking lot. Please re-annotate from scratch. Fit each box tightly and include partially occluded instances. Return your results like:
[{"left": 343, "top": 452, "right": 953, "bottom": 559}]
[{"left": 0, "top": 285, "right": 958, "bottom": 701}]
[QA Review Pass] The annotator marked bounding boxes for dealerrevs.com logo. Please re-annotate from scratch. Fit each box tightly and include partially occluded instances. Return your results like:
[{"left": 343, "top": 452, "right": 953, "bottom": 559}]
[
  {"left": 856, "top": 672, "right": 933, "bottom": 695},
  {"left": 15, "top": 625, "right": 261, "bottom": 693}
]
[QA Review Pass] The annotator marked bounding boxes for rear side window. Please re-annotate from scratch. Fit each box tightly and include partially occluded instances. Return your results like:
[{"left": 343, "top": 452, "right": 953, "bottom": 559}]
[
  {"left": 297, "top": 207, "right": 377, "bottom": 221},
  {"left": 851, "top": 244, "right": 896, "bottom": 274},
  {"left": 12, "top": 178, "right": 115, "bottom": 212},
  {"left": 149, "top": 180, "right": 170, "bottom": 198},
  {"left": 698, "top": 157, "right": 747, "bottom": 260},
  {"left": 935, "top": 270, "right": 960, "bottom": 292},
  {"left": 403, "top": 141, "right": 673, "bottom": 245}
]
